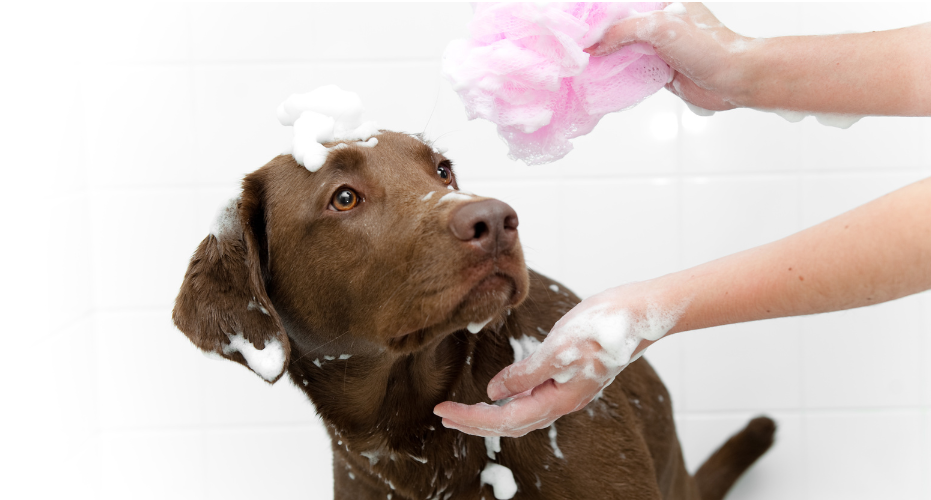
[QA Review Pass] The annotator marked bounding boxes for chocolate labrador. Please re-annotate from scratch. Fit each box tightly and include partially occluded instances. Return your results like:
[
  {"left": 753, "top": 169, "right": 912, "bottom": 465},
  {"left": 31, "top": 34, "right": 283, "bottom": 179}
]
[{"left": 173, "top": 131, "right": 775, "bottom": 500}]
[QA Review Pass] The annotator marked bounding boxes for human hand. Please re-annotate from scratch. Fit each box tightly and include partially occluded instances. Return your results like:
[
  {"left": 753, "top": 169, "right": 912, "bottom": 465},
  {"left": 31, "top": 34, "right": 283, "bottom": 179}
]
[
  {"left": 585, "top": 2, "right": 755, "bottom": 112},
  {"left": 433, "top": 284, "right": 683, "bottom": 437}
]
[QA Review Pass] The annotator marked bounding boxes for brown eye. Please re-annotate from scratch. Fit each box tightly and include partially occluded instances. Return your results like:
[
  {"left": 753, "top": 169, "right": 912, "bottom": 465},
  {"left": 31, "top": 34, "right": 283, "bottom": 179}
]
[
  {"left": 437, "top": 161, "right": 452, "bottom": 185},
  {"left": 331, "top": 188, "right": 359, "bottom": 211}
]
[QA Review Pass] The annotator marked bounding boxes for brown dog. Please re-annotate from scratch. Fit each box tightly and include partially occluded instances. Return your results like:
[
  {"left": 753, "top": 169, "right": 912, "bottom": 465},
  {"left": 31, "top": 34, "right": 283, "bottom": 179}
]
[{"left": 173, "top": 131, "right": 774, "bottom": 500}]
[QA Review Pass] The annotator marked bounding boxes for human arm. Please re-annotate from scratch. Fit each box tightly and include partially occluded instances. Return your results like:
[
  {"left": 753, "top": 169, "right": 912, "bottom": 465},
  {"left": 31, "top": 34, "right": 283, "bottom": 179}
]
[
  {"left": 585, "top": 3, "right": 931, "bottom": 116},
  {"left": 435, "top": 176, "right": 931, "bottom": 437}
]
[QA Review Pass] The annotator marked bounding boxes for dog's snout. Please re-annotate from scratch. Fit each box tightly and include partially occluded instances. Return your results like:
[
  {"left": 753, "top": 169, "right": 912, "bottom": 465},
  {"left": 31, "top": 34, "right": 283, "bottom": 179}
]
[{"left": 449, "top": 199, "right": 519, "bottom": 255}]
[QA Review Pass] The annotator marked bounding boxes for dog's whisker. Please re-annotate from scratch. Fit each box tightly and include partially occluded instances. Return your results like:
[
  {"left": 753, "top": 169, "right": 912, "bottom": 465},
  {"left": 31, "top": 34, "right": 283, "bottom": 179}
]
[
  {"left": 421, "top": 80, "right": 442, "bottom": 137},
  {"left": 291, "top": 332, "right": 352, "bottom": 364}
]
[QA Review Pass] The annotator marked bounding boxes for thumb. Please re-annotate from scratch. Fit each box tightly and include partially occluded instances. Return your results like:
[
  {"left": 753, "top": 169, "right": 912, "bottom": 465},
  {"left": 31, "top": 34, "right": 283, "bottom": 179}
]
[{"left": 487, "top": 350, "right": 556, "bottom": 401}]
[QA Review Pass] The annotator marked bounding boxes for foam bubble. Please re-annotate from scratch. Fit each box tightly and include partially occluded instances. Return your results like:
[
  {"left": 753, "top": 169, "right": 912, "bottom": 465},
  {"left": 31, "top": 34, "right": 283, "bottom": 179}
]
[
  {"left": 764, "top": 108, "right": 863, "bottom": 129},
  {"left": 480, "top": 462, "right": 517, "bottom": 499},
  {"left": 467, "top": 317, "right": 493, "bottom": 333},
  {"left": 528, "top": 299, "right": 687, "bottom": 387},
  {"left": 209, "top": 197, "right": 241, "bottom": 241},
  {"left": 221, "top": 332, "right": 286, "bottom": 382},
  {"left": 277, "top": 85, "right": 380, "bottom": 172},
  {"left": 663, "top": 2, "right": 687, "bottom": 15}
]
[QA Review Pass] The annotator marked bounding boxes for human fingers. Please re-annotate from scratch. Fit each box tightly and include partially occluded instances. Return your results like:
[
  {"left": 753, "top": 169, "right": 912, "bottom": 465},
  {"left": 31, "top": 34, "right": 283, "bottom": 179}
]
[
  {"left": 665, "top": 72, "right": 737, "bottom": 112},
  {"left": 585, "top": 10, "right": 674, "bottom": 57},
  {"left": 435, "top": 378, "right": 601, "bottom": 437},
  {"left": 485, "top": 345, "right": 560, "bottom": 400}
]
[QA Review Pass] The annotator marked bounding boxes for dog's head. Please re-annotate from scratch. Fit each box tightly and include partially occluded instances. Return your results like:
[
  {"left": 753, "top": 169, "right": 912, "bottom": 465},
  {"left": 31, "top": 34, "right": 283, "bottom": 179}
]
[{"left": 173, "top": 131, "right": 529, "bottom": 382}]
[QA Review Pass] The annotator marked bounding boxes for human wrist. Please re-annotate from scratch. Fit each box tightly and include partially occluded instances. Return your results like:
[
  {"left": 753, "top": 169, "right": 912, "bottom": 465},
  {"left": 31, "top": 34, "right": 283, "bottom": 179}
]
[{"left": 721, "top": 36, "right": 772, "bottom": 109}]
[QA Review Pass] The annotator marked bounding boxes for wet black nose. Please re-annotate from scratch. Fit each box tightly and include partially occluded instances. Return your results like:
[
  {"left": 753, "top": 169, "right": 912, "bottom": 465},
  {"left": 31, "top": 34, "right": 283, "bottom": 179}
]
[{"left": 448, "top": 199, "right": 519, "bottom": 255}]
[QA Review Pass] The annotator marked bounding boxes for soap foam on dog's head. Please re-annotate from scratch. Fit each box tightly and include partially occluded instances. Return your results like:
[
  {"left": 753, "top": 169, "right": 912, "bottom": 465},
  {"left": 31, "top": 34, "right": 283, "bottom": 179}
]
[{"left": 277, "top": 85, "right": 381, "bottom": 171}]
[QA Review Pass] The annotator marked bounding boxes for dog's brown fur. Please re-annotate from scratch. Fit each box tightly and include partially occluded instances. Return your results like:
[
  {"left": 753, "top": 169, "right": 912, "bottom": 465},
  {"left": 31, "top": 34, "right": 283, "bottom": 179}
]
[{"left": 174, "top": 131, "right": 774, "bottom": 500}]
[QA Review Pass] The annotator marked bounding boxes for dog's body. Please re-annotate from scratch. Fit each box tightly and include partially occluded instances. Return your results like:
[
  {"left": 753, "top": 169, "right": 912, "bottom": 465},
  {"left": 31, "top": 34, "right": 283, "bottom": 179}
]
[{"left": 174, "top": 132, "right": 773, "bottom": 500}]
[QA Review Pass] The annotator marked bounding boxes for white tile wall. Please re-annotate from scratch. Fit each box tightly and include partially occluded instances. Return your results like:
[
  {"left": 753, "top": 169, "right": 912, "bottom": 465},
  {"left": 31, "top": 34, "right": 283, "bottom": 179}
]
[
  {"left": 680, "top": 318, "right": 803, "bottom": 412},
  {"left": 800, "top": 295, "right": 925, "bottom": 409},
  {"left": 99, "top": 430, "right": 206, "bottom": 500},
  {"left": 203, "top": 424, "right": 333, "bottom": 500},
  {"left": 678, "top": 412, "right": 806, "bottom": 500},
  {"left": 680, "top": 175, "right": 801, "bottom": 268},
  {"left": 805, "top": 411, "right": 926, "bottom": 500},
  {"left": 9, "top": 3, "right": 931, "bottom": 499},
  {"left": 90, "top": 189, "right": 201, "bottom": 309}
]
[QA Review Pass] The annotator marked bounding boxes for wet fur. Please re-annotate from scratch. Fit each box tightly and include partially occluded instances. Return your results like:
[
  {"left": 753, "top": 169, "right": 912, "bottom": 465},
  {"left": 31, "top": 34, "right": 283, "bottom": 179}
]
[{"left": 174, "top": 132, "right": 773, "bottom": 499}]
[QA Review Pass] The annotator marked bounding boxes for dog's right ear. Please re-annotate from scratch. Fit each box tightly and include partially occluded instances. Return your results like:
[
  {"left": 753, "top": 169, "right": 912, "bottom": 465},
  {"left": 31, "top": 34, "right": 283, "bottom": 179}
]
[{"left": 172, "top": 184, "right": 291, "bottom": 383}]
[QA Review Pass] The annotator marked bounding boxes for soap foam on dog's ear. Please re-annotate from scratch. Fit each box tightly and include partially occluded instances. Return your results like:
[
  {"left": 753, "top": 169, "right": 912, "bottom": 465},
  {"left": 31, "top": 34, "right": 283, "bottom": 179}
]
[
  {"left": 277, "top": 85, "right": 381, "bottom": 171},
  {"left": 221, "top": 332, "right": 286, "bottom": 382},
  {"left": 210, "top": 196, "right": 241, "bottom": 241}
]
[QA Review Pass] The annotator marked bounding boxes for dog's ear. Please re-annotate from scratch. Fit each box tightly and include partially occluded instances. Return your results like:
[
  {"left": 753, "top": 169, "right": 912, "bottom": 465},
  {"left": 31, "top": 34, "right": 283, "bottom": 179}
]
[{"left": 173, "top": 178, "right": 290, "bottom": 383}]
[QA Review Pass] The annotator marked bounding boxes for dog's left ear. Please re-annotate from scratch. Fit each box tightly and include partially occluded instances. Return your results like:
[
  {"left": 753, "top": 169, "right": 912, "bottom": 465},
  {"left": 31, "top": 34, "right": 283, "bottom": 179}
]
[{"left": 173, "top": 182, "right": 290, "bottom": 383}]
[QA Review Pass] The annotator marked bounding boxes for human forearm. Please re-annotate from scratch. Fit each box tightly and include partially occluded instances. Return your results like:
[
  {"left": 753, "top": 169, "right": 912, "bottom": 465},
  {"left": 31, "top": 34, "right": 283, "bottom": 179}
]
[
  {"left": 590, "top": 6, "right": 931, "bottom": 117},
  {"left": 734, "top": 24, "right": 931, "bottom": 116},
  {"left": 660, "top": 177, "right": 931, "bottom": 336}
]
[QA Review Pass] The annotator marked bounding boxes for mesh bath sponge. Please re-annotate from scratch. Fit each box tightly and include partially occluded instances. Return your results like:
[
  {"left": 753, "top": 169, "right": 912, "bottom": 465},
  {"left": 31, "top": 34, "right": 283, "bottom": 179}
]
[{"left": 442, "top": 2, "right": 673, "bottom": 165}]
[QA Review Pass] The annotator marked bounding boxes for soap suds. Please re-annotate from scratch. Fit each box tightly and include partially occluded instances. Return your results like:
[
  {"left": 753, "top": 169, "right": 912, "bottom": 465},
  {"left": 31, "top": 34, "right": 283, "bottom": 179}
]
[
  {"left": 548, "top": 284, "right": 559, "bottom": 293},
  {"left": 481, "top": 462, "right": 517, "bottom": 499},
  {"left": 437, "top": 192, "right": 473, "bottom": 205},
  {"left": 247, "top": 300, "right": 270, "bottom": 316},
  {"left": 519, "top": 300, "right": 685, "bottom": 391},
  {"left": 814, "top": 113, "right": 862, "bottom": 129},
  {"left": 482, "top": 434, "right": 515, "bottom": 498},
  {"left": 547, "top": 424, "right": 565, "bottom": 459},
  {"left": 508, "top": 335, "right": 542, "bottom": 363},
  {"left": 277, "top": 85, "right": 380, "bottom": 171},
  {"left": 467, "top": 317, "right": 493, "bottom": 334},
  {"left": 221, "top": 332, "right": 286, "bottom": 382},
  {"left": 663, "top": 2, "right": 686, "bottom": 15},
  {"left": 685, "top": 102, "right": 716, "bottom": 117},
  {"left": 209, "top": 197, "right": 240, "bottom": 241},
  {"left": 764, "top": 108, "right": 863, "bottom": 129},
  {"left": 485, "top": 436, "right": 501, "bottom": 460}
]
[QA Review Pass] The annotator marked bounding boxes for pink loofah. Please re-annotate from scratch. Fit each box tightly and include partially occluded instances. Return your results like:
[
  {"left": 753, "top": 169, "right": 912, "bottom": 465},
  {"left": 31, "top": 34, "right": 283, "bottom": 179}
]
[{"left": 442, "top": 2, "right": 673, "bottom": 165}]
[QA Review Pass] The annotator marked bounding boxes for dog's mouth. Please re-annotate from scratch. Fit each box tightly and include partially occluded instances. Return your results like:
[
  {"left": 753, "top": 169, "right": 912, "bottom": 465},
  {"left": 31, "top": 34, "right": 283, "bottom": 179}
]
[{"left": 386, "top": 271, "right": 521, "bottom": 353}]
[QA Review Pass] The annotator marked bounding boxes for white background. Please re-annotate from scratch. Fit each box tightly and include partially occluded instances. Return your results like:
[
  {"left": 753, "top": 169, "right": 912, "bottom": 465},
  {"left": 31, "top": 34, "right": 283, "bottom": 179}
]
[{"left": 3, "top": 2, "right": 931, "bottom": 499}]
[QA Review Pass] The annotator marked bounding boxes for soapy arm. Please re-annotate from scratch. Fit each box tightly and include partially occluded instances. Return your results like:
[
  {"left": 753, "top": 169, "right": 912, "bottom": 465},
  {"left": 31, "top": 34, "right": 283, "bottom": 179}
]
[
  {"left": 586, "top": 3, "right": 931, "bottom": 116},
  {"left": 435, "top": 176, "right": 931, "bottom": 437}
]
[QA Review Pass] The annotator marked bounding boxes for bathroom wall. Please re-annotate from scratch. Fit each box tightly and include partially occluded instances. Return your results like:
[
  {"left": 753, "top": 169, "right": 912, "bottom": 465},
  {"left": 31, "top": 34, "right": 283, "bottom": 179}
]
[{"left": 5, "top": 3, "right": 931, "bottom": 499}]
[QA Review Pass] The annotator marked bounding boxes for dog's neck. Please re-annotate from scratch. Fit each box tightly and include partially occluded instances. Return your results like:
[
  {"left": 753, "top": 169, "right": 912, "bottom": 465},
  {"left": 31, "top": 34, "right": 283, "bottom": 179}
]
[{"left": 286, "top": 320, "right": 514, "bottom": 458}]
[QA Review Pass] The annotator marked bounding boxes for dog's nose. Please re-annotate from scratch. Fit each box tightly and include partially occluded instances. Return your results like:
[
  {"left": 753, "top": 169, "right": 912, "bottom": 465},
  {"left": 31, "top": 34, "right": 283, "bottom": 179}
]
[{"left": 448, "top": 199, "right": 519, "bottom": 255}]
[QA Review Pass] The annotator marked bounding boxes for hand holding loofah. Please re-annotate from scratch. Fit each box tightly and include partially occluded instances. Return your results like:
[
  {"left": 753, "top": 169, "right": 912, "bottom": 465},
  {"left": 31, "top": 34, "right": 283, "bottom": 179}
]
[{"left": 442, "top": 2, "right": 673, "bottom": 165}]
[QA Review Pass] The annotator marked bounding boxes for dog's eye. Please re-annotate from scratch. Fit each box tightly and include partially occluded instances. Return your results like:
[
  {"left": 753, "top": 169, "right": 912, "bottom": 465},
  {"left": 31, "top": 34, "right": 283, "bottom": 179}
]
[
  {"left": 437, "top": 161, "right": 453, "bottom": 185},
  {"left": 331, "top": 188, "right": 359, "bottom": 211}
]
